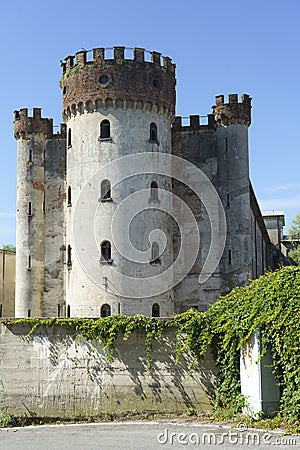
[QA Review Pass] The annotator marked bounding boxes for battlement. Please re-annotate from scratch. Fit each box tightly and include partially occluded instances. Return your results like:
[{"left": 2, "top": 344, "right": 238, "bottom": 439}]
[
  {"left": 172, "top": 114, "right": 215, "bottom": 131},
  {"left": 212, "top": 94, "right": 252, "bottom": 126},
  {"left": 61, "top": 47, "right": 175, "bottom": 74},
  {"left": 61, "top": 46, "right": 176, "bottom": 120},
  {"left": 13, "top": 108, "right": 60, "bottom": 140}
]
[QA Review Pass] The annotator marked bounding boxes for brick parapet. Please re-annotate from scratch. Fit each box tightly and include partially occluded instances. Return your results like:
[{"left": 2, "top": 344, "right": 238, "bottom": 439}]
[
  {"left": 13, "top": 109, "right": 65, "bottom": 140},
  {"left": 212, "top": 94, "right": 252, "bottom": 127},
  {"left": 61, "top": 46, "right": 176, "bottom": 120},
  {"left": 14, "top": 108, "right": 53, "bottom": 139}
]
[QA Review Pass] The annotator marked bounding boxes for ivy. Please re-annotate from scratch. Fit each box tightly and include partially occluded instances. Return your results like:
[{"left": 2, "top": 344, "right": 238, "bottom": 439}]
[{"left": 6, "top": 266, "right": 300, "bottom": 425}]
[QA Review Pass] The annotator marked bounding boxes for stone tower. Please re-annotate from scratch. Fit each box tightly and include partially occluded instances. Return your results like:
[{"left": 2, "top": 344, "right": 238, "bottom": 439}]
[
  {"left": 61, "top": 47, "right": 176, "bottom": 317},
  {"left": 14, "top": 108, "right": 66, "bottom": 317},
  {"left": 171, "top": 94, "right": 252, "bottom": 312},
  {"left": 213, "top": 94, "right": 252, "bottom": 292}
]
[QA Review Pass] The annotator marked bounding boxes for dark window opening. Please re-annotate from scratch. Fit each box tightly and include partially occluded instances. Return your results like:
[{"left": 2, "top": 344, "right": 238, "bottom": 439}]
[
  {"left": 100, "top": 120, "right": 110, "bottom": 139},
  {"left": 152, "top": 303, "right": 160, "bottom": 317},
  {"left": 150, "top": 241, "right": 160, "bottom": 264},
  {"left": 99, "top": 75, "right": 109, "bottom": 85},
  {"left": 29, "top": 148, "right": 33, "bottom": 162},
  {"left": 67, "top": 186, "right": 72, "bottom": 206},
  {"left": 0, "top": 304, "right": 2, "bottom": 318},
  {"left": 67, "top": 305, "right": 71, "bottom": 318},
  {"left": 150, "top": 181, "right": 159, "bottom": 201},
  {"left": 101, "top": 179, "right": 111, "bottom": 200},
  {"left": 27, "top": 255, "right": 32, "bottom": 270},
  {"left": 67, "top": 245, "right": 72, "bottom": 267},
  {"left": 226, "top": 194, "right": 230, "bottom": 208},
  {"left": 101, "top": 240, "right": 112, "bottom": 262},
  {"left": 150, "top": 122, "right": 158, "bottom": 142},
  {"left": 68, "top": 128, "right": 72, "bottom": 147},
  {"left": 101, "top": 303, "right": 111, "bottom": 318},
  {"left": 57, "top": 304, "right": 61, "bottom": 318},
  {"left": 225, "top": 137, "right": 228, "bottom": 151},
  {"left": 228, "top": 249, "right": 232, "bottom": 265},
  {"left": 28, "top": 202, "right": 32, "bottom": 216},
  {"left": 28, "top": 309, "right": 31, "bottom": 318}
]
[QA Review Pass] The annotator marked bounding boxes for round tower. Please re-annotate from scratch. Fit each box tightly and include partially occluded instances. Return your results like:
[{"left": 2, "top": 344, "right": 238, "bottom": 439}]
[
  {"left": 212, "top": 94, "right": 253, "bottom": 291},
  {"left": 61, "top": 46, "right": 176, "bottom": 318},
  {"left": 14, "top": 108, "right": 53, "bottom": 317}
]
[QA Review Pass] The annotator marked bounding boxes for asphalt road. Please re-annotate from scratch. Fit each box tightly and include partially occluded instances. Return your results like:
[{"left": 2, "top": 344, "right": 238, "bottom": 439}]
[{"left": 0, "top": 420, "right": 298, "bottom": 450}]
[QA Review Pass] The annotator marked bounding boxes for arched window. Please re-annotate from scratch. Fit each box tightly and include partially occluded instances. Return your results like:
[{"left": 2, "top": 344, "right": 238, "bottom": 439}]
[
  {"left": 101, "top": 179, "right": 111, "bottom": 200},
  {"left": 100, "top": 119, "right": 111, "bottom": 139},
  {"left": 101, "top": 240, "right": 112, "bottom": 262},
  {"left": 150, "top": 181, "right": 158, "bottom": 201},
  {"left": 150, "top": 122, "right": 158, "bottom": 142},
  {"left": 152, "top": 303, "right": 160, "bottom": 318},
  {"left": 150, "top": 241, "right": 160, "bottom": 263},
  {"left": 101, "top": 303, "right": 111, "bottom": 318},
  {"left": 67, "top": 186, "right": 72, "bottom": 206},
  {"left": 68, "top": 128, "right": 72, "bottom": 147}
]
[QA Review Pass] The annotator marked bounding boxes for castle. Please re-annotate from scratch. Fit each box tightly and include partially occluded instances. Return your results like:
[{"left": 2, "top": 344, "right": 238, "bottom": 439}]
[{"left": 13, "top": 46, "right": 283, "bottom": 319}]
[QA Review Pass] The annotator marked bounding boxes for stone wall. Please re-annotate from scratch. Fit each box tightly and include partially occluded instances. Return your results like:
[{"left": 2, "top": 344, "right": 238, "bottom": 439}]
[{"left": 0, "top": 323, "right": 217, "bottom": 420}]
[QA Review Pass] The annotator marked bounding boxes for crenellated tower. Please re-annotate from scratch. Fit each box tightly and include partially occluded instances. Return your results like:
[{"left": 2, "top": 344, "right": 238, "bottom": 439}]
[
  {"left": 14, "top": 108, "right": 66, "bottom": 317},
  {"left": 213, "top": 94, "right": 253, "bottom": 292},
  {"left": 61, "top": 46, "right": 176, "bottom": 317}
]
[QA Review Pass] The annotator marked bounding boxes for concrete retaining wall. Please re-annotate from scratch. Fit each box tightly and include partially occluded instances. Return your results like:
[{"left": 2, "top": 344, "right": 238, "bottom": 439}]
[{"left": 0, "top": 322, "right": 217, "bottom": 420}]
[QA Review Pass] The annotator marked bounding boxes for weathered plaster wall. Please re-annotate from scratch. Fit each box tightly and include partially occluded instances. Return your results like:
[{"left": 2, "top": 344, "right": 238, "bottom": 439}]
[
  {"left": 66, "top": 108, "right": 175, "bottom": 317},
  {"left": 0, "top": 251, "right": 15, "bottom": 317},
  {"left": 44, "top": 136, "right": 66, "bottom": 317},
  {"left": 0, "top": 323, "right": 217, "bottom": 419}
]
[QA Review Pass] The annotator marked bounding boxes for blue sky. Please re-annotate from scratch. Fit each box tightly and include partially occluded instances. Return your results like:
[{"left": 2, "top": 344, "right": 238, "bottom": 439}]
[{"left": 1, "top": 0, "right": 299, "bottom": 245}]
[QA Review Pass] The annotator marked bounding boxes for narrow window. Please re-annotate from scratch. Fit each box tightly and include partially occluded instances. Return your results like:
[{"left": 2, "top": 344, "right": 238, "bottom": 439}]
[
  {"left": 67, "top": 186, "right": 72, "bottom": 207},
  {"left": 150, "top": 122, "right": 158, "bottom": 142},
  {"left": 67, "top": 305, "right": 71, "bottom": 318},
  {"left": 101, "top": 303, "right": 111, "bottom": 318},
  {"left": 29, "top": 148, "right": 33, "bottom": 162},
  {"left": 118, "top": 303, "right": 121, "bottom": 314},
  {"left": 28, "top": 201, "right": 32, "bottom": 216},
  {"left": 150, "top": 181, "right": 159, "bottom": 201},
  {"left": 27, "top": 255, "right": 32, "bottom": 270},
  {"left": 150, "top": 241, "right": 160, "bottom": 263},
  {"left": 226, "top": 194, "right": 230, "bottom": 208},
  {"left": 228, "top": 249, "right": 232, "bottom": 265},
  {"left": 101, "top": 179, "right": 111, "bottom": 200},
  {"left": 101, "top": 240, "right": 112, "bottom": 262},
  {"left": 225, "top": 137, "right": 228, "bottom": 151},
  {"left": 100, "top": 120, "right": 110, "bottom": 139},
  {"left": 68, "top": 128, "right": 72, "bottom": 147},
  {"left": 152, "top": 303, "right": 160, "bottom": 318},
  {"left": 0, "top": 304, "right": 2, "bottom": 318},
  {"left": 57, "top": 304, "right": 61, "bottom": 318},
  {"left": 67, "top": 245, "right": 72, "bottom": 267},
  {"left": 28, "top": 309, "right": 31, "bottom": 318}
]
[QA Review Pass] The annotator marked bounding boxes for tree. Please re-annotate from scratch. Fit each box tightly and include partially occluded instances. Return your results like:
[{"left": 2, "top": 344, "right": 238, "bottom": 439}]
[
  {"left": 289, "top": 246, "right": 300, "bottom": 265},
  {"left": 288, "top": 212, "right": 300, "bottom": 264},
  {"left": 288, "top": 212, "right": 300, "bottom": 240},
  {"left": 2, "top": 244, "right": 16, "bottom": 252}
]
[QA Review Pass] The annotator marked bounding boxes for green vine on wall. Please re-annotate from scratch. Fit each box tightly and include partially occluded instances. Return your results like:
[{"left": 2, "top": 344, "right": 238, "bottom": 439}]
[{"left": 7, "top": 265, "right": 300, "bottom": 425}]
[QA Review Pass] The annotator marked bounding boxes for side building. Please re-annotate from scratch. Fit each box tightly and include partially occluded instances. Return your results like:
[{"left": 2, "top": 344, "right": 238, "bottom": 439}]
[{"left": 0, "top": 250, "right": 15, "bottom": 317}]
